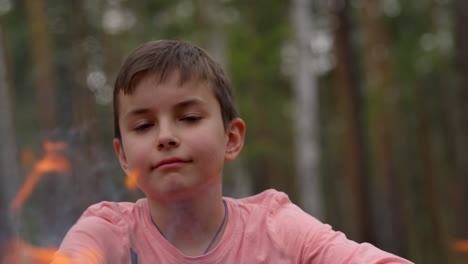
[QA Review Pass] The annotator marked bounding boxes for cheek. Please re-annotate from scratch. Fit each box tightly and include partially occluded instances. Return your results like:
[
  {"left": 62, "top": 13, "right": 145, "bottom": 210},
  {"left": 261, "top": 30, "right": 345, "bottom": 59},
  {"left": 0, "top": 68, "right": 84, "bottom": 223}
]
[
  {"left": 187, "top": 127, "right": 226, "bottom": 160},
  {"left": 123, "top": 138, "right": 153, "bottom": 167}
]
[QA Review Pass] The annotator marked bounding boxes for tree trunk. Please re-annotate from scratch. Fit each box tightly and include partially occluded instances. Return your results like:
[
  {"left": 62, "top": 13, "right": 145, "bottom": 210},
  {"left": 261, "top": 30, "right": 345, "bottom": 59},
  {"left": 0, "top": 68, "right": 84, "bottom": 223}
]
[
  {"left": 0, "top": 26, "right": 19, "bottom": 260},
  {"left": 25, "top": 0, "right": 57, "bottom": 133},
  {"left": 453, "top": 0, "right": 468, "bottom": 239},
  {"left": 357, "top": 0, "right": 407, "bottom": 254},
  {"left": 416, "top": 91, "right": 449, "bottom": 262},
  {"left": 330, "top": 0, "right": 373, "bottom": 243},
  {"left": 291, "top": 0, "right": 322, "bottom": 218}
]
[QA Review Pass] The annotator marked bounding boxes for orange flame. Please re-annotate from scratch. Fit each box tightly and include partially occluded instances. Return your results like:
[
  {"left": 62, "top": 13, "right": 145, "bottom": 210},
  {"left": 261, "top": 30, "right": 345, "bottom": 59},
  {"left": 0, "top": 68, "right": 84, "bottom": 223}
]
[
  {"left": 2, "top": 239, "right": 72, "bottom": 264},
  {"left": 11, "top": 141, "right": 70, "bottom": 212},
  {"left": 2, "top": 239, "right": 105, "bottom": 264},
  {"left": 454, "top": 239, "right": 468, "bottom": 253},
  {"left": 125, "top": 169, "right": 139, "bottom": 191}
]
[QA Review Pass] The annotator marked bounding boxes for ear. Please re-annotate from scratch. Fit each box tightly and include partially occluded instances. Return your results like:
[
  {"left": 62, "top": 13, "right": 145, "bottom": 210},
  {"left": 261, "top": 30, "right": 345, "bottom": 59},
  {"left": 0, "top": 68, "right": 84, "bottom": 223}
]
[
  {"left": 225, "top": 118, "right": 246, "bottom": 161},
  {"left": 114, "top": 138, "right": 131, "bottom": 174}
]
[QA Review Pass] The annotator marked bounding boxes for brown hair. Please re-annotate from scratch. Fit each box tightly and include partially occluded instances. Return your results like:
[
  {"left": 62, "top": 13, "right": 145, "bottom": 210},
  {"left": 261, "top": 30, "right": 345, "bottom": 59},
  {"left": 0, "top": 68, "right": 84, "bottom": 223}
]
[{"left": 113, "top": 40, "right": 238, "bottom": 140}]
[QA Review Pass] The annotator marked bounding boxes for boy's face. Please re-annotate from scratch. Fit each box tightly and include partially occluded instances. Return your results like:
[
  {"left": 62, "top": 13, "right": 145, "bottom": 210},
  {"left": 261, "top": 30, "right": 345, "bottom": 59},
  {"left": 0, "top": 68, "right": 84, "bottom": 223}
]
[{"left": 114, "top": 71, "right": 244, "bottom": 201}]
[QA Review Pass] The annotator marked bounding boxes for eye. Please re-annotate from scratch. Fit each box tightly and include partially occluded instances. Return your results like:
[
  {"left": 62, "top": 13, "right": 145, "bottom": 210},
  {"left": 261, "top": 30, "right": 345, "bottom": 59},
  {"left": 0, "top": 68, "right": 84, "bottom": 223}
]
[
  {"left": 180, "top": 115, "right": 202, "bottom": 122},
  {"left": 133, "top": 123, "right": 153, "bottom": 131}
]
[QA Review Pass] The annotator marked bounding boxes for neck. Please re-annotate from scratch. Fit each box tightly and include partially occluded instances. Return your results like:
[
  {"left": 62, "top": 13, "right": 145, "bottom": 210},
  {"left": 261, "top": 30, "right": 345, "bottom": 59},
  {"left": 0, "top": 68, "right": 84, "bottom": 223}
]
[{"left": 147, "top": 184, "right": 226, "bottom": 256}]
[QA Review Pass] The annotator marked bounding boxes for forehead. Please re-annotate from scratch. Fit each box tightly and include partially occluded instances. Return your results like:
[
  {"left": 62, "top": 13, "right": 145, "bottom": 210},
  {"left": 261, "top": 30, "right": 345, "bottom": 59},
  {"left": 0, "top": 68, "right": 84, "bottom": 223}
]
[
  {"left": 150, "top": 72, "right": 212, "bottom": 96},
  {"left": 117, "top": 71, "right": 217, "bottom": 111},
  {"left": 126, "top": 69, "right": 214, "bottom": 96}
]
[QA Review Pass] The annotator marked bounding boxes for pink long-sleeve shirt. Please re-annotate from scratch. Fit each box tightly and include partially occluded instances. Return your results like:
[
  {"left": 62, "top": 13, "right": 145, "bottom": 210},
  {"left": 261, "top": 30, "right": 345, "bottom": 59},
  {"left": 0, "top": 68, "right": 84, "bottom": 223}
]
[{"left": 54, "top": 189, "right": 413, "bottom": 264}]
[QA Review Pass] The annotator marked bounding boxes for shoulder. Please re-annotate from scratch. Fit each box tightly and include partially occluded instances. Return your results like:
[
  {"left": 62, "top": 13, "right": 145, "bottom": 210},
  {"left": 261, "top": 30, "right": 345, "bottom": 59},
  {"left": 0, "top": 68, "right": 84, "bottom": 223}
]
[
  {"left": 233, "top": 189, "right": 318, "bottom": 223},
  {"left": 229, "top": 189, "right": 323, "bottom": 242},
  {"left": 81, "top": 199, "right": 146, "bottom": 223},
  {"left": 68, "top": 199, "right": 147, "bottom": 238},
  {"left": 233, "top": 189, "right": 291, "bottom": 208},
  {"left": 73, "top": 198, "right": 149, "bottom": 238}
]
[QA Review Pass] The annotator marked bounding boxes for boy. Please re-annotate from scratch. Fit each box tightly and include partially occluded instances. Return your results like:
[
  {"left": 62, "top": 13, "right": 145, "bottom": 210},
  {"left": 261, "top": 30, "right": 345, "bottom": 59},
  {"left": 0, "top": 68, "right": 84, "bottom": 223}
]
[{"left": 54, "top": 40, "right": 412, "bottom": 263}]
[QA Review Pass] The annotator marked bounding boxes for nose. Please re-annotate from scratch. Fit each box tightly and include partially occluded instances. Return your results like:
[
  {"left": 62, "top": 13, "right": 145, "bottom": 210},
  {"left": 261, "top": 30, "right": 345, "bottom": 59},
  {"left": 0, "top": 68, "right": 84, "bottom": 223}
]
[{"left": 157, "top": 122, "right": 180, "bottom": 150}]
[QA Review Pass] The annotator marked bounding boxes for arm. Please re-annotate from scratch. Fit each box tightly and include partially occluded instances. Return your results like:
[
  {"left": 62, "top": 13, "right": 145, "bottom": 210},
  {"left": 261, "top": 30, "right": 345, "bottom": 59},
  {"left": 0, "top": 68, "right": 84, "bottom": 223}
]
[
  {"left": 301, "top": 223, "right": 413, "bottom": 264},
  {"left": 52, "top": 216, "right": 130, "bottom": 264},
  {"left": 270, "top": 201, "right": 412, "bottom": 263},
  {"left": 263, "top": 190, "right": 412, "bottom": 263}
]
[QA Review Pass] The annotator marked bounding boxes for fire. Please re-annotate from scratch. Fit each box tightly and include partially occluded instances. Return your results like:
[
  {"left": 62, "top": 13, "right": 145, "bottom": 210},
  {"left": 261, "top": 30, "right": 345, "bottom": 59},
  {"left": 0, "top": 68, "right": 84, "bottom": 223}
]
[
  {"left": 125, "top": 169, "right": 139, "bottom": 191},
  {"left": 2, "top": 239, "right": 72, "bottom": 264},
  {"left": 1, "top": 238, "right": 107, "bottom": 264},
  {"left": 11, "top": 141, "right": 70, "bottom": 212},
  {"left": 454, "top": 239, "right": 468, "bottom": 252}
]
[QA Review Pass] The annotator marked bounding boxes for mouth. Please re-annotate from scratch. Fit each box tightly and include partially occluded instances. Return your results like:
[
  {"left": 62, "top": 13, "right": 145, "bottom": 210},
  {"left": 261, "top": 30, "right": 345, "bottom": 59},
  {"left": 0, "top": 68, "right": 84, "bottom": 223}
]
[{"left": 153, "top": 157, "right": 191, "bottom": 169}]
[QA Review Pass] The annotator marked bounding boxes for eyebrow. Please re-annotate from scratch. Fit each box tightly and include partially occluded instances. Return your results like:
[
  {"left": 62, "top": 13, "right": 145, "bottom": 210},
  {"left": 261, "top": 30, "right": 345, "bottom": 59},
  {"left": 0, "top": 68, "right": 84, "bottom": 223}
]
[
  {"left": 123, "top": 98, "right": 206, "bottom": 120},
  {"left": 124, "top": 108, "right": 151, "bottom": 119},
  {"left": 173, "top": 98, "right": 205, "bottom": 109}
]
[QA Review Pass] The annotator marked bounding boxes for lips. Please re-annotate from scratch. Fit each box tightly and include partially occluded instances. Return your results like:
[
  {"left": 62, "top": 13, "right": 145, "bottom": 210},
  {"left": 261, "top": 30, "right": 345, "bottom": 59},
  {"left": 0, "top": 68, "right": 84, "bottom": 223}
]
[{"left": 153, "top": 157, "right": 190, "bottom": 169}]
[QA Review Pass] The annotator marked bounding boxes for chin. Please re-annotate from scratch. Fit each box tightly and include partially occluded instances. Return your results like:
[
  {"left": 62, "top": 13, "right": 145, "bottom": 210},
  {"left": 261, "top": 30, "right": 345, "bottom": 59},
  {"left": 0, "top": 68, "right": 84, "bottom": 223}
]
[{"left": 143, "top": 180, "right": 193, "bottom": 201}]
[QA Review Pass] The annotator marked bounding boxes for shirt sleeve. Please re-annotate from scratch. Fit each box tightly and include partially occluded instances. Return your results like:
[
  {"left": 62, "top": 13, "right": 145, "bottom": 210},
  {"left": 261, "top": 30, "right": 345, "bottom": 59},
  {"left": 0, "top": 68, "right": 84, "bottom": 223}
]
[
  {"left": 52, "top": 204, "right": 131, "bottom": 264},
  {"left": 267, "top": 195, "right": 413, "bottom": 264},
  {"left": 301, "top": 222, "right": 414, "bottom": 264}
]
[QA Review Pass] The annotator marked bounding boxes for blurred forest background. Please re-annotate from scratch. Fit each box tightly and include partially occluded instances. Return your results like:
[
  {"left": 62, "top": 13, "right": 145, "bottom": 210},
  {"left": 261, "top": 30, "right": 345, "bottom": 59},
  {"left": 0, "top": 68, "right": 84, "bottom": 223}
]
[{"left": 1, "top": 0, "right": 468, "bottom": 263}]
